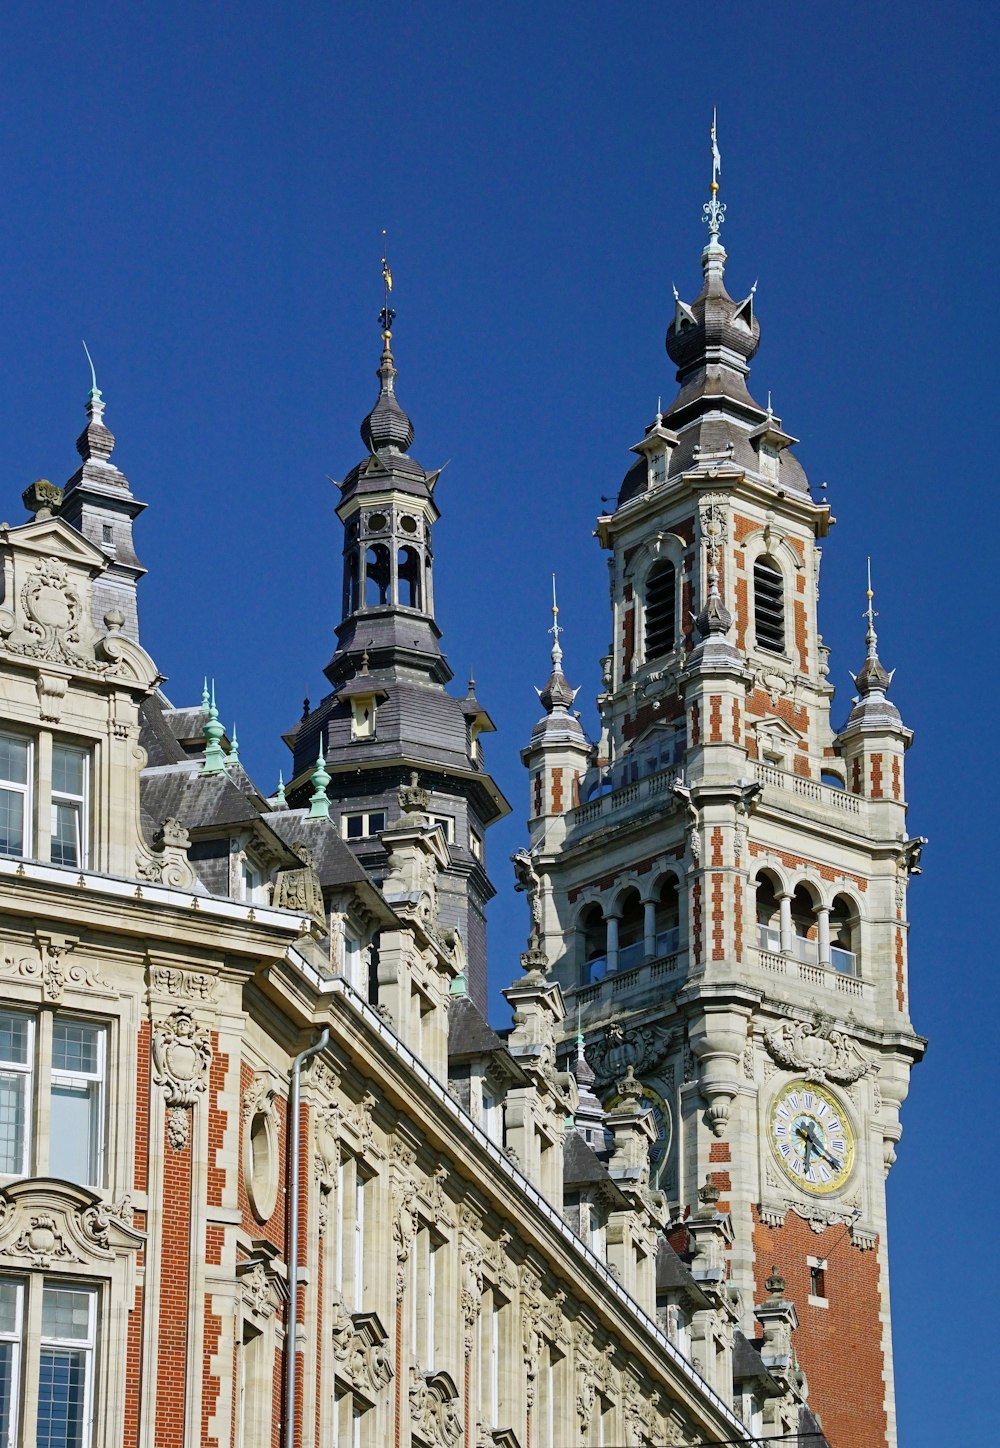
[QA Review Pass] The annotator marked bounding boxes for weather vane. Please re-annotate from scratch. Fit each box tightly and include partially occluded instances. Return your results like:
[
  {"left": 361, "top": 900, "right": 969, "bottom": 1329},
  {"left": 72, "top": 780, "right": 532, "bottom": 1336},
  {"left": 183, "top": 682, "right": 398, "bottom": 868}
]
[
  {"left": 379, "top": 229, "right": 396, "bottom": 338},
  {"left": 703, "top": 108, "right": 726, "bottom": 240}
]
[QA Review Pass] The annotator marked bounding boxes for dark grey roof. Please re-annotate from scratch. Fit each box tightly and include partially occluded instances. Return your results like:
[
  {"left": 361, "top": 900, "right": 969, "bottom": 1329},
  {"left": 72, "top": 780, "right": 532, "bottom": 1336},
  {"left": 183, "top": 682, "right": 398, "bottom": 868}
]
[
  {"left": 161, "top": 706, "right": 209, "bottom": 748},
  {"left": 798, "top": 1404, "right": 832, "bottom": 1448},
  {"left": 563, "top": 1130, "right": 614, "bottom": 1188},
  {"left": 266, "top": 810, "right": 371, "bottom": 889},
  {"left": 139, "top": 695, "right": 188, "bottom": 767},
  {"left": 140, "top": 765, "right": 266, "bottom": 836},
  {"left": 732, "top": 1330, "right": 774, "bottom": 1384},
  {"left": 448, "top": 994, "right": 506, "bottom": 1059}
]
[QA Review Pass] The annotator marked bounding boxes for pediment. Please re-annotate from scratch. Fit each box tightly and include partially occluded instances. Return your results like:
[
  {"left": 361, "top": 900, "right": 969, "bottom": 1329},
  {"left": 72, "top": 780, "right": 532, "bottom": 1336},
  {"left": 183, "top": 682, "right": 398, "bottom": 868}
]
[
  {"left": 753, "top": 714, "right": 800, "bottom": 743},
  {"left": 2, "top": 515, "right": 108, "bottom": 573},
  {"left": 0, "top": 1177, "right": 143, "bottom": 1268}
]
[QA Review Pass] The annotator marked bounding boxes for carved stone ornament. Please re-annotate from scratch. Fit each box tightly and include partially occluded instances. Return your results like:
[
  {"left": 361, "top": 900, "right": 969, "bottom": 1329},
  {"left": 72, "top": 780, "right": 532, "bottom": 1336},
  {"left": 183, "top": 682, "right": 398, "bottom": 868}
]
[
  {"left": 461, "top": 1236, "right": 485, "bottom": 1355},
  {"left": 238, "top": 1258, "right": 287, "bottom": 1322},
  {"left": 151, "top": 1008, "right": 212, "bottom": 1151},
  {"left": 0, "top": 1180, "right": 144, "bottom": 1270},
  {"left": 763, "top": 1017, "right": 873, "bottom": 1085},
  {"left": 585, "top": 1020, "right": 673, "bottom": 1088},
  {"left": 409, "top": 1368, "right": 463, "bottom": 1448},
  {"left": 332, "top": 1304, "right": 393, "bottom": 1394},
  {"left": 0, "top": 556, "right": 92, "bottom": 669},
  {"left": 136, "top": 817, "right": 196, "bottom": 890},
  {"left": 273, "top": 855, "right": 325, "bottom": 920},
  {"left": 313, "top": 1102, "right": 342, "bottom": 1232},
  {"left": 392, "top": 1171, "right": 419, "bottom": 1302},
  {"left": 1, "top": 935, "right": 110, "bottom": 1005},
  {"left": 149, "top": 966, "right": 218, "bottom": 1002}
]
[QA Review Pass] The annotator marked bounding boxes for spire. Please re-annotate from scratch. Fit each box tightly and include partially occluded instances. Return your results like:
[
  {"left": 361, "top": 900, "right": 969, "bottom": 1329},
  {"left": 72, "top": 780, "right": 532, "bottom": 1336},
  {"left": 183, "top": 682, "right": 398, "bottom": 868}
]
[
  {"left": 702, "top": 107, "right": 726, "bottom": 268},
  {"left": 228, "top": 723, "right": 241, "bottom": 768},
  {"left": 274, "top": 770, "right": 287, "bottom": 808},
  {"left": 537, "top": 574, "right": 578, "bottom": 714},
  {"left": 360, "top": 234, "right": 415, "bottom": 455},
  {"left": 200, "top": 680, "right": 227, "bottom": 776},
  {"left": 305, "top": 740, "right": 332, "bottom": 820},
  {"left": 845, "top": 560, "right": 900, "bottom": 726},
  {"left": 75, "top": 341, "right": 118, "bottom": 469}
]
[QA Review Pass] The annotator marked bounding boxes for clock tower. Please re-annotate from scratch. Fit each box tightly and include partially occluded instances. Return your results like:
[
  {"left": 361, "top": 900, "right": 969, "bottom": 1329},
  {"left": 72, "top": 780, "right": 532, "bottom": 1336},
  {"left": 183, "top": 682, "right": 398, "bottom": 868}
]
[{"left": 525, "top": 145, "right": 925, "bottom": 1448}]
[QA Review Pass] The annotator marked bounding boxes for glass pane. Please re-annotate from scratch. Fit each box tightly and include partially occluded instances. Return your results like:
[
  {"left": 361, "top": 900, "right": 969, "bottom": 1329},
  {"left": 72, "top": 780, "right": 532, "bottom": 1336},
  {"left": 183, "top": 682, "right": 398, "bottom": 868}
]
[
  {"left": 0, "top": 1281, "right": 20, "bottom": 1336},
  {"left": 50, "top": 1084, "right": 99, "bottom": 1184},
  {"left": 41, "top": 1287, "right": 92, "bottom": 1342},
  {"left": 0, "top": 1075, "right": 26, "bottom": 1174},
  {"left": 50, "top": 802, "right": 81, "bottom": 867},
  {"left": 37, "top": 1347, "right": 87, "bottom": 1448},
  {"left": 0, "top": 738, "right": 28, "bottom": 787},
  {"left": 0, "top": 1340, "right": 14, "bottom": 1446},
  {"left": 51, "top": 747, "right": 85, "bottom": 799},
  {"left": 369, "top": 812, "right": 385, "bottom": 834},
  {"left": 0, "top": 789, "right": 24, "bottom": 858},
  {"left": 52, "top": 1022, "right": 101, "bottom": 1076},
  {"left": 345, "top": 816, "right": 363, "bottom": 840},
  {"left": 0, "top": 1014, "right": 29, "bottom": 1067}
]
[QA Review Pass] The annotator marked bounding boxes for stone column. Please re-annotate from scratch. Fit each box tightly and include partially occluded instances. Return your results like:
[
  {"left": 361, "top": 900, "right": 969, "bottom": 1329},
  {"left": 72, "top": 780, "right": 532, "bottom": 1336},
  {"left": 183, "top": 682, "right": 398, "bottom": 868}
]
[
  {"left": 816, "top": 906, "right": 831, "bottom": 967},
  {"left": 643, "top": 900, "right": 657, "bottom": 960},
  {"left": 778, "top": 893, "right": 793, "bottom": 956},
  {"left": 606, "top": 915, "right": 620, "bottom": 974}
]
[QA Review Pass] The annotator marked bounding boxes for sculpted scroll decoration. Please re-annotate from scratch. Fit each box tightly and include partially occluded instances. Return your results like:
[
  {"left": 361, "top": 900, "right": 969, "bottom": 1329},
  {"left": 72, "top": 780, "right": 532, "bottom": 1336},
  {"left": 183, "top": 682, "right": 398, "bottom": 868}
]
[
  {"left": 763, "top": 1016, "right": 872, "bottom": 1084},
  {"left": 151, "top": 1008, "right": 212, "bottom": 1151},
  {"left": 409, "top": 1368, "right": 462, "bottom": 1448}
]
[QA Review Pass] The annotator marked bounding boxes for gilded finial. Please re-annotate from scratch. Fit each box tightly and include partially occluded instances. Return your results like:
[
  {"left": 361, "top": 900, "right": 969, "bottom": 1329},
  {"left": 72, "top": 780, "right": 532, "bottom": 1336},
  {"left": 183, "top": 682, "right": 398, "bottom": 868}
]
[
  {"left": 703, "top": 109, "right": 726, "bottom": 244},
  {"left": 549, "top": 572, "right": 564, "bottom": 664},
  {"left": 864, "top": 556, "right": 879, "bottom": 658},
  {"left": 379, "top": 229, "right": 395, "bottom": 340}
]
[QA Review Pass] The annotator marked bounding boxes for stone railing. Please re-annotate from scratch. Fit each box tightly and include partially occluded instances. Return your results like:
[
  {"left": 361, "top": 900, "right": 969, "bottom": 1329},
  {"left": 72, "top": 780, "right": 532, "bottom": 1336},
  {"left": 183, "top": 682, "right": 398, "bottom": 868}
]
[
  {"left": 570, "top": 766, "right": 680, "bottom": 830},
  {"left": 570, "top": 950, "right": 686, "bottom": 1008},
  {"left": 757, "top": 948, "right": 868, "bottom": 999},
  {"left": 752, "top": 761, "right": 862, "bottom": 815}
]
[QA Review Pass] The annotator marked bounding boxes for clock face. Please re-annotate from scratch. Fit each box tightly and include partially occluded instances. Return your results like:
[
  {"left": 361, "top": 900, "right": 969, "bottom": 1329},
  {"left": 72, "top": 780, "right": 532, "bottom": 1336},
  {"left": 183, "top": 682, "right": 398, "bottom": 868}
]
[{"left": 769, "top": 1081, "right": 855, "bottom": 1196}]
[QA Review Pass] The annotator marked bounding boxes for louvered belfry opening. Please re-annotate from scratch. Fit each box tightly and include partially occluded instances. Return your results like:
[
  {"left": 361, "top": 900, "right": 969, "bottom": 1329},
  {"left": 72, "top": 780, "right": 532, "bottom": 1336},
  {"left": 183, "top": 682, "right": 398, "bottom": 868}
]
[
  {"left": 644, "top": 560, "right": 677, "bottom": 659},
  {"left": 753, "top": 558, "right": 785, "bottom": 653}
]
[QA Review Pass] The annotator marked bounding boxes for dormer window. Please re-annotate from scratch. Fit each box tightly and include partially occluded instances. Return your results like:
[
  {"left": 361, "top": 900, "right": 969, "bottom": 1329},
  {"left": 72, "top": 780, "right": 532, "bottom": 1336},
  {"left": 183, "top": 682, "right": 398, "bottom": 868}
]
[
  {"left": 344, "top": 810, "right": 385, "bottom": 841},
  {"left": 242, "top": 858, "right": 267, "bottom": 903}
]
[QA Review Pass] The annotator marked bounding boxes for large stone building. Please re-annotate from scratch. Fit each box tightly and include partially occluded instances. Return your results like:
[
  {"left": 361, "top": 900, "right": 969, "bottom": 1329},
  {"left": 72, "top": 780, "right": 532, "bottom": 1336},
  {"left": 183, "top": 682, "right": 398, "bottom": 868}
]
[{"left": 0, "top": 152, "right": 920, "bottom": 1448}]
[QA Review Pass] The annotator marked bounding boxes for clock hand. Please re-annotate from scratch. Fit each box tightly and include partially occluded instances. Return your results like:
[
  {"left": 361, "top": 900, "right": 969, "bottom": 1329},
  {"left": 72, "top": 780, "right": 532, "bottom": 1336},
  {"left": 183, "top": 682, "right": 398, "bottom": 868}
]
[{"left": 805, "top": 1123, "right": 841, "bottom": 1172}]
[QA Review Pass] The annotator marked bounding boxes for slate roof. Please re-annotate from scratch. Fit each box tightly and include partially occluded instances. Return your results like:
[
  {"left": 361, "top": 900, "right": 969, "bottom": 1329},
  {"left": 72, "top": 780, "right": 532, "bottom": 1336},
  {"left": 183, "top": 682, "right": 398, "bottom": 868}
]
[
  {"left": 655, "top": 1238, "right": 711, "bottom": 1308},
  {"left": 562, "top": 1129, "right": 615, "bottom": 1188},
  {"left": 267, "top": 811, "right": 371, "bottom": 890},
  {"left": 140, "top": 765, "right": 266, "bottom": 837},
  {"left": 139, "top": 694, "right": 189, "bottom": 767},
  {"left": 448, "top": 994, "right": 506, "bottom": 1059},
  {"left": 732, "top": 1330, "right": 775, "bottom": 1384}
]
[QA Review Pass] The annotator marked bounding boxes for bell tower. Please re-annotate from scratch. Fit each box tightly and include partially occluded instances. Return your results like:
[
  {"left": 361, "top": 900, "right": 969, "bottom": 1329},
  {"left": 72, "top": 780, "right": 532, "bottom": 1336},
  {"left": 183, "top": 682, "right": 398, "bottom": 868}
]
[
  {"left": 528, "top": 130, "right": 925, "bottom": 1448},
  {"left": 285, "top": 262, "right": 509, "bottom": 1010}
]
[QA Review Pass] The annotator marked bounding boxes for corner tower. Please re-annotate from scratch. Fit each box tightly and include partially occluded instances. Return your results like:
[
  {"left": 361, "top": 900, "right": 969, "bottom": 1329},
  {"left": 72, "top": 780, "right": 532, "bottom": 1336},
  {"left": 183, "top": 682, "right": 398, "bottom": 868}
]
[
  {"left": 528, "top": 133, "right": 924, "bottom": 1448},
  {"left": 285, "top": 278, "right": 509, "bottom": 1009}
]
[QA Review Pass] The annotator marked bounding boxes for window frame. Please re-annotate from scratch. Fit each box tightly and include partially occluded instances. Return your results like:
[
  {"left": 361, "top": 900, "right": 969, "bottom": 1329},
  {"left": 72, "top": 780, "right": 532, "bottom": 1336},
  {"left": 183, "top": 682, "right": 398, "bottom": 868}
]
[
  {"left": 0, "top": 734, "right": 32, "bottom": 862},
  {"left": 643, "top": 558, "right": 678, "bottom": 662},
  {"left": 0, "top": 1010, "right": 107, "bottom": 1189},
  {"left": 50, "top": 742, "right": 90, "bottom": 870},
  {"left": 752, "top": 556, "right": 787, "bottom": 656},
  {"left": 342, "top": 811, "right": 386, "bottom": 842},
  {"left": 0, "top": 1274, "right": 100, "bottom": 1448}
]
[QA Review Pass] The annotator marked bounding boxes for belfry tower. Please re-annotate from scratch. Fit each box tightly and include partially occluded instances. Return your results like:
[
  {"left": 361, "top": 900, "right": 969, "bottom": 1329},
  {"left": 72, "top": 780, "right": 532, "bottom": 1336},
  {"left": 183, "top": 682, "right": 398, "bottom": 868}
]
[
  {"left": 527, "top": 134, "right": 924, "bottom": 1448},
  {"left": 285, "top": 269, "right": 509, "bottom": 1008}
]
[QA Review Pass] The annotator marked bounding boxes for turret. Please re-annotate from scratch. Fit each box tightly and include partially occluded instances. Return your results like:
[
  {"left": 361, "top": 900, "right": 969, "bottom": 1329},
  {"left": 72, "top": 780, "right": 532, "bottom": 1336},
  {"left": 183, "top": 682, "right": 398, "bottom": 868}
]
[
  {"left": 836, "top": 564, "right": 911, "bottom": 811},
  {"left": 54, "top": 353, "right": 147, "bottom": 641},
  {"left": 283, "top": 258, "right": 509, "bottom": 1007}
]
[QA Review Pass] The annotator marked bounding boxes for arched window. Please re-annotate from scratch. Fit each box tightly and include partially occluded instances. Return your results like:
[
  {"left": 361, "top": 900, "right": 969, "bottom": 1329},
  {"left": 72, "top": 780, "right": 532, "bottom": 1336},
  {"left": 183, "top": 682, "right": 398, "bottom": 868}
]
[
  {"left": 579, "top": 906, "right": 607, "bottom": 984},
  {"left": 654, "top": 876, "right": 680, "bottom": 957},
  {"left": 344, "top": 552, "right": 360, "bottom": 615},
  {"left": 755, "top": 873, "right": 782, "bottom": 953},
  {"left": 397, "top": 547, "right": 422, "bottom": 609},
  {"left": 753, "top": 558, "right": 785, "bottom": 654},
  {"left": 616, "top": 889, "right": 645, "bottom": 974},
  {"left": 645, "top": 560, "right": 677, "bottom": 659},
  {"left": 790, "top": 885, "right": 818, "bottom": 965},
  {"left": 365, "top": 544, "right": 391, "bottom": 607},
  {"left": 830, "top": 896, "right": 858, "bottom": 976}
]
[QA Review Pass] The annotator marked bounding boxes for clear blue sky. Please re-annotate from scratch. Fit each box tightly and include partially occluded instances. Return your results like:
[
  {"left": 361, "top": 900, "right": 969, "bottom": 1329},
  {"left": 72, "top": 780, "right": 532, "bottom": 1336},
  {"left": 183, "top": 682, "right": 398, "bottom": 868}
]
[{"left": 1, "top": 3, "right": 991, "bottom": 1441}]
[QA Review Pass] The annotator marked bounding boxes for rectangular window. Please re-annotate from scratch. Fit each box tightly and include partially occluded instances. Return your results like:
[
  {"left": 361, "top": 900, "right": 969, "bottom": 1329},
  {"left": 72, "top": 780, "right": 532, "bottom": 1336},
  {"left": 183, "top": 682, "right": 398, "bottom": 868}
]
[
  {"left": 0, "top": 1014, "right": 105, "bottom": 1186},
  {"left": 0, "top": 736, "right": 30, "bottom": 860},
  {"left": 0, "top": 1279, "right": 23, "bottom": 1445},
  {"left": 343, "top": 811, "right": 385, "bottom": 841},
  {"left": 49, "top": 1022, "right": 104, "bottom": 1186},
  {"left": 352, "top": 1170, "right": 366, "bottom": 1313},
  {"left": 808, "top": 1256, "right": 828, "bottom": 1305},
  {"left": 50, "top": 745, "right": 88, "bottom": 868},
  {"left": 431, "top": 816, "right": 454, "bottom": 843},
  {"left": 37, "top": 1282, "right": 97, "bottom": 1448},
  {"left": 469, "top": 830, "right": 482, "bottom": 862},
  {"left": 0, "top": 1013, "right": 32, "bottom": 1177}
]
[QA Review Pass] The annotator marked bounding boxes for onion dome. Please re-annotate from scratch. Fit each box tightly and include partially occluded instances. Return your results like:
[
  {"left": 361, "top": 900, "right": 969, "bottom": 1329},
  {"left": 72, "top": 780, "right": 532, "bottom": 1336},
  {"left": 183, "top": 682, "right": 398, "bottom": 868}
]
[{"left": 360, "top": 320, "right": 414, "bottom": 455}]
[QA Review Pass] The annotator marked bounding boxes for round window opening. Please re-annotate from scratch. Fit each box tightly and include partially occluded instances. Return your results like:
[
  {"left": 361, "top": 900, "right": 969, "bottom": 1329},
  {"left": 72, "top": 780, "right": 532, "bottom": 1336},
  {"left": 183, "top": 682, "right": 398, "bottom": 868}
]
[
  {"left": 367, "top": 512, "right": 387, "bottom": 532},
  {"left": 399, "top": 514, "right": 418, "bottom": 534},
  {"left": 245, "top": 1110, "right": 279, "bottom": 1223}
]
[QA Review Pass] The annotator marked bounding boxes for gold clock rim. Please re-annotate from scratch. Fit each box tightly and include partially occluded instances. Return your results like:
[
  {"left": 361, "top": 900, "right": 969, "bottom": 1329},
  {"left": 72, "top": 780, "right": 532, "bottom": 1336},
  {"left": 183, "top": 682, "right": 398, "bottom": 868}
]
[{"left": 767, "top": 1079, "right": 856, "bottom": 1197}]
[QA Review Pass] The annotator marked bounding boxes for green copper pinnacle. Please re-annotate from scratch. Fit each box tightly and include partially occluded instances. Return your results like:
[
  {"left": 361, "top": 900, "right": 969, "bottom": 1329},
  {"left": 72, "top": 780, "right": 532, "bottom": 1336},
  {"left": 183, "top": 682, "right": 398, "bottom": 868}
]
[
  {"left": 274, "top": 770, "right": 287, "bottom": 808},
  {"left": 200, "top": 679, "right": 227, "bottom": 775},
  {"left": 305, "top": 743, "right": 331, "bottom": 820}
]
